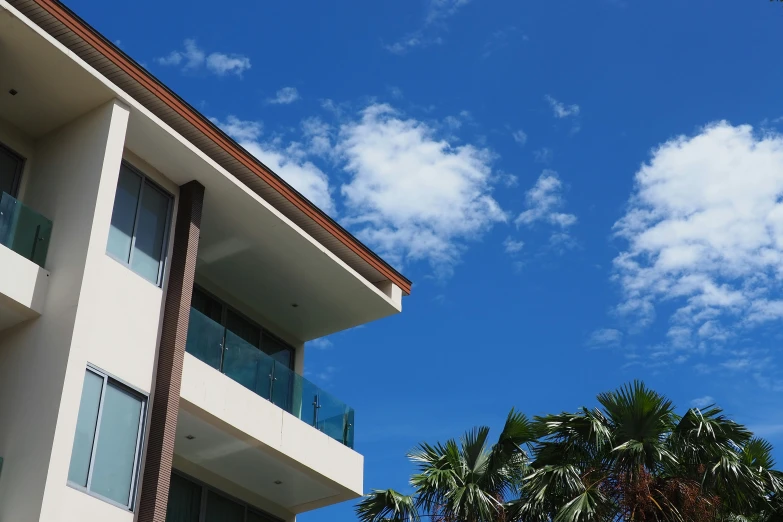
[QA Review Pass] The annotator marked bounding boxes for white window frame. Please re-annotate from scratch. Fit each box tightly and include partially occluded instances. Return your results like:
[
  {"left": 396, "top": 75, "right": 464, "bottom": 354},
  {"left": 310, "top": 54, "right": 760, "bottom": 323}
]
[{"left": 67, "top": 365, "right": 148, "bottom": 512}]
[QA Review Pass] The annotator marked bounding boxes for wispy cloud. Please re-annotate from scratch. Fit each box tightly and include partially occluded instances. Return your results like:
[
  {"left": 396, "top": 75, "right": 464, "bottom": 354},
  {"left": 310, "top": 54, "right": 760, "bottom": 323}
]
[
  {"left": 211, "top": 115, "right": 336, "bottom": 215},
  {"left": 545, "top": 95, "right": 580, "bottom": 118},
  {"left": 533, "top": 147, "right": 552, "bottom": 164},
  {"left": 268, "top": 87, "right": 300, "bottom": 105},
  {"left": 588, "top": 328, "right": 623, "bottom": 347},
  {"left": 503, "top": 237, "right": 524, "bottom": 254},
  {"left": 156, "top": 39, "right": 250, "bottom": 77},
  {"left": 210, "top": 115, "right": 262, "bottom": 142},
  {"left": 516, "top": 171, "right": 577, "bottom": 229},
  {"left": 545, "top": 95, "right": 581, "bottom": 133},
  {"left": 385, "top": 0, "right": 472, "bottom": 54},
  {"left": 307, "top": 338, "right": 333, "bottom": 350},
  {"left": 690, "top": 395, "right": 714, "bottom": 409},
  {"left": 512, "top": 129, "right": 528, "bottom": 146},
  {"left": 481, "top": 26, "right": 525, "bottom": 59}
]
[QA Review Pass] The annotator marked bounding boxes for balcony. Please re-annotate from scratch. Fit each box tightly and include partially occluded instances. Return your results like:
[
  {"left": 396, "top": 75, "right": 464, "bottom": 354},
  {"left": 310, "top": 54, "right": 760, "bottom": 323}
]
[
  {"left": 0, "top": 192, "right": 51, "bottom": 331},
  {"left": 186, "top": 308, "right": 355, "bottom": 448},
  {"left": 0, "top": 192, "right": 52, "bottom": 267}
]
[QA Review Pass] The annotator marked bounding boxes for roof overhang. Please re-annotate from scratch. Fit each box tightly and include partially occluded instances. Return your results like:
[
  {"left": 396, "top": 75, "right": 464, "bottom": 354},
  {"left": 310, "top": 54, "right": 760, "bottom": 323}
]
[{"left": 6, "top": 0, "right": 411, "bottom": 296}]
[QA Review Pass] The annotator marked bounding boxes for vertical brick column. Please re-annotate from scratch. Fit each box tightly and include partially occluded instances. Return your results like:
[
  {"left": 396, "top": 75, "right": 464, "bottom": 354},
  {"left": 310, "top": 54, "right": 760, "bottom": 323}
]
[{"left": 138, "top": 181, "right": 204, "bottom": 522}]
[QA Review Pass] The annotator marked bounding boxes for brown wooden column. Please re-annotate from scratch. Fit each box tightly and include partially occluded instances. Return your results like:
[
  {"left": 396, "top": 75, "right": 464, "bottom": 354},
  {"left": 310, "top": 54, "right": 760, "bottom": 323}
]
[{"left": 138, "top": 180, "right": 204, "bottom": 522}]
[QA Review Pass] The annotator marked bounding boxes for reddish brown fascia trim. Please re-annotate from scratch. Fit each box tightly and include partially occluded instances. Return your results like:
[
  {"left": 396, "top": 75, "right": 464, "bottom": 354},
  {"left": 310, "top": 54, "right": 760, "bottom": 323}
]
[{"left": 30, "top": 0, "right": 412, "bottom": 295}]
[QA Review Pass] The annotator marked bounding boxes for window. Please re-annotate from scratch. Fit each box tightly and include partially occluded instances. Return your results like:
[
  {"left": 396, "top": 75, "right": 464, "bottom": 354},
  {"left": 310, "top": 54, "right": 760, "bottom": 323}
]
[
  {"left": 190, "top": 286, "right": 295, "bottom": 371},
  {"left": 68, "top": 367, "right": 147, "bottom": 510},
  {"left": 0, "top": 142, "right": 24, "bottom": 198},
  {"left": 166, "top": 472, "right": 280, "bottom": 522},
  {"left": 107, "top": 162, "right": 172, "bottom": 285}
]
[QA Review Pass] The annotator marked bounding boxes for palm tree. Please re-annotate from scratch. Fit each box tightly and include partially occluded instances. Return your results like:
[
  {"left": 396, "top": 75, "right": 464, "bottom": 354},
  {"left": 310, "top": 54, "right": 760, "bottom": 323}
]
[
  {"left": 356, "top": 410, "right": 536, "bottom": 522},
  {"left": 513, "top": 381, "right": 783, "bottom": 522}
]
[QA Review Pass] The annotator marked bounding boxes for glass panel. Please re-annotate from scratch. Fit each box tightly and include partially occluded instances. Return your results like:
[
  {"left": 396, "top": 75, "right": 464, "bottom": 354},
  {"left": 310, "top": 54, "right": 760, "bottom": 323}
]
[
  {"left": 205, "top": 490, "right": 245, "bottom": 522},
  {"left": 271, "top": 361, "right": 294, "bottom": 413},
  {"left": 345, "top": 408, "right": 356, "bottom": 449},
  {"left": 166, "top": 474, "right": 202, "bottom": 522},
  {"left": 90, "top": 382, "right": 143, "bottom": 506},
  {"left": 223, "top": 331, "right": 273, "bottom": 399},
  {"left": 262, "top": 334, "right": 293, "bottom": 370},
  {"left": 0, "top": 146, "right": 22, "bottom": 197},
  {"left": 185, "top": 308, "right": 225, "bottom": 370},
  {"left": 226, "top": 309, "right": 260, "bottom": 348},
  {"left": 191, "top": 287, "right": 223, "bottom": 323},
  {"left": 67, "top": 370, "right": 104, "bottom": 487},
  {"left": 131, "top": 181, "right": 169, "bottom": 283},
  {"left": 107, "top": 166, "right": 142, "bottom": 263},
  {"left": 295, "top": 375, "right": 320, "bottom": 427},
  {"left": 0, "top": 192, "right": 53, "bottom": 268},
  {"left": 317, "top": 388, "right": 352, "bottom": 447}
]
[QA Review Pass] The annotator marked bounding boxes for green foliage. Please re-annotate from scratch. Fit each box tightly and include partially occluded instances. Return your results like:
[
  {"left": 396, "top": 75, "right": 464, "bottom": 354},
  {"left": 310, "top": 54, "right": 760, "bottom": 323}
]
[{"left": 356, "top": 382, "right": 782, "bottom": 522}]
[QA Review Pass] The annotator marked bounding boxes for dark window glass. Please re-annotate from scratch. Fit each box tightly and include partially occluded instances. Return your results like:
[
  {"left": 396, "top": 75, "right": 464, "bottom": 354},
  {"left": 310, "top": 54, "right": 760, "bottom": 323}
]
[
  {"left": 166, "top": 473, "right": 202, "bottom": 522},
  {"left": 205, "top": 490, "right": 245, "bottom": 522},
  {"left": 131, "top": 182, "right": 170, "bottom": 283},
  {"left": 106, "top": 163, "right": 172, "bottom": 285},
  {"left": 107, "top": 167, "right": 142, "bottom": 263},
  {"left": 226, "top": 309, "right": 260, "bottom": 348},
  {"left": 0, "top": 144, "right": 23, "bottom": 198},
  {"left": 191, "top": 287, "right": 223, "bottom": 323},
  {"left": 263, "top": 334, "right": 293, "bottom": 370}
]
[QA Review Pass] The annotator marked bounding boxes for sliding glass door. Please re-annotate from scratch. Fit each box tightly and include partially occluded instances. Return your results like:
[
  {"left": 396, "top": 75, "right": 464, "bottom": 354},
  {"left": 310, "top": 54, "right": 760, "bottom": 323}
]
[
  {"left": 0, "top": 143, "right": 24, "bottom": 198},
  {"left": 166, "top": 472, "right": 279, "bottom": 522}
]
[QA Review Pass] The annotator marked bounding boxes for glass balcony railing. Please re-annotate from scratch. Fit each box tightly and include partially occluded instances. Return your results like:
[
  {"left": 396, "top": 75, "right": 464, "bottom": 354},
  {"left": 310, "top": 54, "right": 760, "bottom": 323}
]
[
  {"left": 185, "top": 308, "right": 355, "bottom": 448},
  {"left": 0, "top": 192, "right": 53, "bottom": 268}
]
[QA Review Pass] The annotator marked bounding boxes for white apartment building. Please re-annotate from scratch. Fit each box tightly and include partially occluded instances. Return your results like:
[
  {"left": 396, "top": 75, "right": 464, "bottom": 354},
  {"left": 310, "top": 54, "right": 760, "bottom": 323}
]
[{"left": 0, "top": 1, "right": 411, "bottom": 521}]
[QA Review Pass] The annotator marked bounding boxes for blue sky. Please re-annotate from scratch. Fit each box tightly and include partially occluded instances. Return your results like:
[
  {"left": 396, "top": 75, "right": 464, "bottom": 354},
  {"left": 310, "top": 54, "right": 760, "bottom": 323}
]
[{"left": 66, "top": 0, "right": 783, "bottom": 518}]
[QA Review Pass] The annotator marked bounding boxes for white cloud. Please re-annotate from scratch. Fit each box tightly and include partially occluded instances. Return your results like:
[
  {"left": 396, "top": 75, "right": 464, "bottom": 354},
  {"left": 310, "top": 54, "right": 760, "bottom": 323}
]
[
  {"left": 588, "top": 328, "right": 623, "bottom": 347},
  {"left": 156, "top": 39, "right": 250, "bottom": 77},
  {"left": 385, "top": 0, "right": 471, "bottom": 54},
  {"left": 515, "top": 170, "right": 577, "bottom": 229},
  {"left": 613, "top": 122, "right": 783, "bottom": 359},
  {"left": 244, "top": 142, "right": 335, "bottom": 215},
  {"left": 211, "top": 116, "right": 335, "bottom": 215},
  {"left": 503, "top": 237, "right": 524, "bottom": 254},
  {"left": 690, "top": 395, "right": 714, "bottom": 409},
  {"left": 268, "top": 87, "right": 300, "bottom": 105},
  {"left": 533, "top": 147, "right": 552, "bottom": 164},
  {"left": 210, "top": 115, "right": 262, "bottom": 142},
  {"left": 206, "top": 53, "right": 251, "bottom": 76},
  {"left": 308, "top": 338, "right": 333, "bottom": 350},
  {"left": 156, "top": 38, "right": 204, "bottom": 68},
  {"left": 301, "top": 117, "right": 333, "bottom": 157},
  {"left": 426, "top": 0, "right": 471, "bottom": 24},
  {"left": 338, "top": 104, "right": 506, "bottom": 273},
  {"left": 512, "top": 129, "right": 528, "bottom": 146},
  {"left": 212, "top": 103, "right": 508, "bottom": 275},
  {"left": 545, "top": 95, "right": 580, "bottom": 118}
]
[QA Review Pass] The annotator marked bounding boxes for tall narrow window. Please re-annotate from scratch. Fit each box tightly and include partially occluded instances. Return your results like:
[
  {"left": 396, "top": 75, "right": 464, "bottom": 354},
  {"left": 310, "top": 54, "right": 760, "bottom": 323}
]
[
  {"left": 0, "top": 142, "right": 24, "bottom": 198},
  {"left": 68, "top": 367, "right": 146, "bottom": 510},
  {"left": 107, "top": 163, "right": 172, "bottom": 285}
]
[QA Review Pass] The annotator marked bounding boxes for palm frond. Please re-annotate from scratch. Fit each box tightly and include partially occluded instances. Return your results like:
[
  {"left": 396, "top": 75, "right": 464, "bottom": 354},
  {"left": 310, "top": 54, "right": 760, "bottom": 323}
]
[{"left": 356, "top": 490, "right": 420, "bottom": 522}]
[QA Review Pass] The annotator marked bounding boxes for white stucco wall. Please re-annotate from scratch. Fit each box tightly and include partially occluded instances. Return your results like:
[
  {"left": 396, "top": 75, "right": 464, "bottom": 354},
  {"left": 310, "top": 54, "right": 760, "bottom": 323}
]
[
  {"left": 0, "top": 100, "right": 130, "bottom": 522},
  {"left": 180, "top": 354, "right": 364, "bottom": 503}
]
